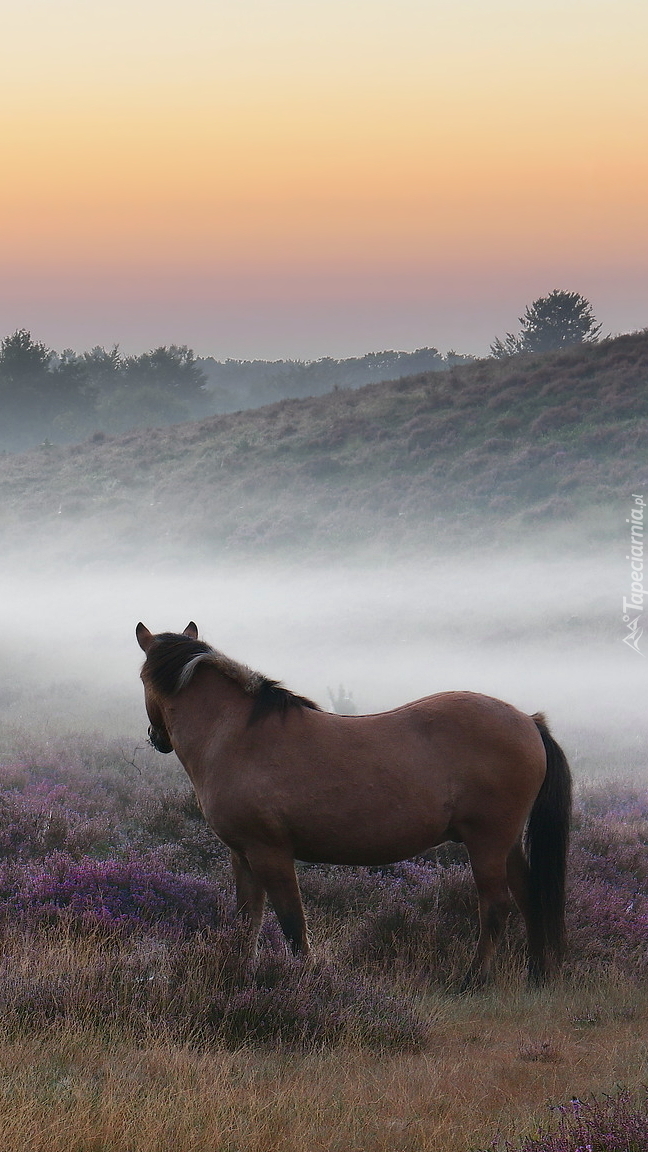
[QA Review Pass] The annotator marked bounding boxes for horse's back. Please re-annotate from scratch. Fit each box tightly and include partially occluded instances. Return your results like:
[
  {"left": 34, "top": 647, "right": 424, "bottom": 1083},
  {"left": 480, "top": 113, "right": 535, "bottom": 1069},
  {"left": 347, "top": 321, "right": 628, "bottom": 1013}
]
[
  {"left": 223, "top": 689, "right": 548, "bottom": 865},
  {"left": 315, "top": 690, "right": 545, "bottom": 764},
  {"left": 251, "top": 689, "right": 546, "bottom": 793}
]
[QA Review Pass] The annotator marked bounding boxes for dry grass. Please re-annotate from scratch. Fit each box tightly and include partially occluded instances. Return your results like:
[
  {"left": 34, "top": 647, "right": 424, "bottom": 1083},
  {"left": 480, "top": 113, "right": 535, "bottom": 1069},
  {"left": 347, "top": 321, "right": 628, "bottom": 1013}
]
[{"left": 0, "top": 931, "right": 645, "bottom": 1152}]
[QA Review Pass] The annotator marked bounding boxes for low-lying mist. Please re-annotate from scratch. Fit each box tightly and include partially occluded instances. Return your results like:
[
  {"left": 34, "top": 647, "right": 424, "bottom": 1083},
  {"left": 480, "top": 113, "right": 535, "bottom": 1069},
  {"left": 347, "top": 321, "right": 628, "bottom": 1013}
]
[{"left": 1, "top": 541, "right": 645, "bottom": 783}]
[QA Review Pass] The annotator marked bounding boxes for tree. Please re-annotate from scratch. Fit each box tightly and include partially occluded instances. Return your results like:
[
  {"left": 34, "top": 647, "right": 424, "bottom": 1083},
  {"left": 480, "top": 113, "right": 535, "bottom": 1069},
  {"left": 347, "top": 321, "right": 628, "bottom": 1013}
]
[
  {"left": 123, "top": 345, "right": 207, "bottom": 402},
  {"left": 50, "top": 349, "right": 96, "bottom": 425},
  {"left": 490, "top": 290, "right": 602, "bottom": 358},
  {"left": 83, "top": 345, "right": 123, "bottom": 392},
  {"left": 0, "top": 329, "right": 54, "bottom": 433},
  {"left": 0, "top": 328, "right": 52, "bottom": 383}
]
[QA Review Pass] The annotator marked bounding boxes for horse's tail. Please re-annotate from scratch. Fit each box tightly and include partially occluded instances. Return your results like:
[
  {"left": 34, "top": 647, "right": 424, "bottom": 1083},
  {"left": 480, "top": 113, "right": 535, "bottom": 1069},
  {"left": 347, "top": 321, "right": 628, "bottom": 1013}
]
[{"left": 524, "top": 713, "right": 572, "bottom": 980}]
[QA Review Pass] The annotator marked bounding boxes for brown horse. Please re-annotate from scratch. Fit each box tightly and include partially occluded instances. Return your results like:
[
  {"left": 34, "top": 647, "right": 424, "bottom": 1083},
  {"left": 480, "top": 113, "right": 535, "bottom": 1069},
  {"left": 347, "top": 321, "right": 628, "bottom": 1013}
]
[{"left": 136, "top": 622, "right": 572, "bottom": 986}]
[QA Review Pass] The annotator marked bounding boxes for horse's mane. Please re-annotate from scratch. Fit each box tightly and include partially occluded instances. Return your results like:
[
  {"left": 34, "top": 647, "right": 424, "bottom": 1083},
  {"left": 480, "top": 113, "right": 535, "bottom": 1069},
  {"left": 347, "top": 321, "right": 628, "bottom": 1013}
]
[{"left": 141, "top": 633, "right": 322, "bottom": 724}]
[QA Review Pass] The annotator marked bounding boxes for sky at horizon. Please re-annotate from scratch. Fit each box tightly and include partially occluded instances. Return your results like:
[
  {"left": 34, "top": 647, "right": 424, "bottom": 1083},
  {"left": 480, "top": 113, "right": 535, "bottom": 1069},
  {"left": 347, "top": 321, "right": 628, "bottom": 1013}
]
[{"left": 1, "top": 0, "right": 647, "bottom": 359}]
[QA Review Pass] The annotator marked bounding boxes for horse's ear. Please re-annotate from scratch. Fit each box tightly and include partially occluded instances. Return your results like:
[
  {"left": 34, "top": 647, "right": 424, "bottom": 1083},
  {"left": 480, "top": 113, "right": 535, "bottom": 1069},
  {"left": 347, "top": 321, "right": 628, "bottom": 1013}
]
[
  {"left": 183, "top": 621, "right": 198, "bottom": 640},
  {"left": 136, "top": 622, "right": 154, "bottom": 652}
]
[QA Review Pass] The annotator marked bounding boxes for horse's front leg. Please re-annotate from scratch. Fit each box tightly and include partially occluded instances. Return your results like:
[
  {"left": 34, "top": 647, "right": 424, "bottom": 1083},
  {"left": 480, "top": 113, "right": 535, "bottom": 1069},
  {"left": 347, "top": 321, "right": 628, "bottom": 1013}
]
[
  {"left": 244, "top": 844, "right": 309, "bottom": 957},
  {"left": 231, "top": 849, "right": 266, "bottom": 955}
]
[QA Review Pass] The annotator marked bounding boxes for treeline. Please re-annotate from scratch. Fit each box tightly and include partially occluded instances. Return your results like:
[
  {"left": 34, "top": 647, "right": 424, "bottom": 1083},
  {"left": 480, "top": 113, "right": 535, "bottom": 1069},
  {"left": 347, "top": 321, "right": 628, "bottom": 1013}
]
[
  {"left": 201, "top": 347, "right": 473, "bottom": 411},
  {"left": 0, "top": 332, "right": 208, "bottom": 451},
  {"left": 0, "top": 330, "right": 472, "bottom": 450}
]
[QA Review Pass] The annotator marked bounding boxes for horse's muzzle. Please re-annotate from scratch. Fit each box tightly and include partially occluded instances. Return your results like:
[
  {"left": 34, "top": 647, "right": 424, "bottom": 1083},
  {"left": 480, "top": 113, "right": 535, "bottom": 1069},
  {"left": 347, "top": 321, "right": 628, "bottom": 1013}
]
[{"left": 148, "top": 725, "right": 173, "bottom": 754}]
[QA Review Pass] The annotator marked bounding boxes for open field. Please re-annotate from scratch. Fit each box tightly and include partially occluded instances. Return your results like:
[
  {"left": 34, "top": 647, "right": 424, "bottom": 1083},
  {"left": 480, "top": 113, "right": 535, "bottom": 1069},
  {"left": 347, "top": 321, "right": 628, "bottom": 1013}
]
[
  {"left": 0, "top": 978, "right": 645, "bottom": 1152},
  {"left": 1, "top": 334, "right": 647, "bottom": 1147},
  {"left": 0, "top": 729, "right": 646, "bottom": 1151}
]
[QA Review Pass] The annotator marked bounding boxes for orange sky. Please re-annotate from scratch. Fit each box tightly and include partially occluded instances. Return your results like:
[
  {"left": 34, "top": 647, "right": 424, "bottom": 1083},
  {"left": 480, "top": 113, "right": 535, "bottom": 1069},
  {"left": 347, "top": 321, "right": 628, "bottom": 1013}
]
[{"left": 1, "top": 0, "right": 647, "bottom": 356}]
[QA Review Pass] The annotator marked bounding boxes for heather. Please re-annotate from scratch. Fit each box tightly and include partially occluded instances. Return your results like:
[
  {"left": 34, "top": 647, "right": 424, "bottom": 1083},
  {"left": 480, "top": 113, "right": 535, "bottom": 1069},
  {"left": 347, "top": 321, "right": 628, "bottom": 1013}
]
[
  {"left": 0, "top": 746, "right": 641, "bottom": 990},
  {"left": 0, "top": 735, "right": 647, "bottom": 1000},
  {"left": 483, "top": 1090, "right": 648, "bottom": 1151},
  {"left": 0, "top": 741, "right": 647, "bottom": 979},
  {"left": 0, "top": 733, "right": 646, "bottom": 1149},
  {"left": 0, "top": 928, "right": 429, "bottom": 1052}
]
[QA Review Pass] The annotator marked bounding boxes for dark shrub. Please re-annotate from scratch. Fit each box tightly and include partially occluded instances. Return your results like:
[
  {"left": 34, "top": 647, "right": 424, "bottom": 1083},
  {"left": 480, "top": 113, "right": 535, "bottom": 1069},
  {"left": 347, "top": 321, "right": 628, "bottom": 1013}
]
[
  {"left": 139, "top": 788, "right": 229, "bottom": 871},
  {"left": 203, "top": 954, "right": 431, "bottom": 1050},
  {"left": 329, "top": 862, "right": 481, "bottom": 985},
  {"left": 0, "top": 934, "right": 431, "bottom": 1052}
]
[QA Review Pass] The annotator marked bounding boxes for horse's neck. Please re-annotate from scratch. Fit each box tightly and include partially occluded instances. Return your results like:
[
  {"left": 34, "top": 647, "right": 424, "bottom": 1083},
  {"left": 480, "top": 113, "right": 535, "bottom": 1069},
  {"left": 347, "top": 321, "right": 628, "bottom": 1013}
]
[{"left": 169, "top": 667, "right": 249, "bottom": 780}]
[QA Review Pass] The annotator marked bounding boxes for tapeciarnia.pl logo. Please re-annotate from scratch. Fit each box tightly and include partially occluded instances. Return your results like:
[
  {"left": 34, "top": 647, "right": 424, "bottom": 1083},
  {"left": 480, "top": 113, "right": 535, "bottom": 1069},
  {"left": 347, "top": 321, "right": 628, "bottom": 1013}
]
[{"left": 622, "top": 494, "right": 645, "bottom": 655}]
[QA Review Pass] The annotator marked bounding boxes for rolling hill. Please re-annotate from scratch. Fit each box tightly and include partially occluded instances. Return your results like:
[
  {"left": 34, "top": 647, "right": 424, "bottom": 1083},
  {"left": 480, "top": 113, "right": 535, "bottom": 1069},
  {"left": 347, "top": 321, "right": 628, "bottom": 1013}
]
[{"left": 1, "top": 331, "right": 647, "bottom": 562}]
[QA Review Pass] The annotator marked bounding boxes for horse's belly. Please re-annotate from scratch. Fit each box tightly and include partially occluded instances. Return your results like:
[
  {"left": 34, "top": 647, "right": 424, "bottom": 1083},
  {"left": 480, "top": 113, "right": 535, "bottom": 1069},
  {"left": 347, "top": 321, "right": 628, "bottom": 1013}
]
[
  {"left": 294, "top": 845, "right": 442, "bottom": 866},
  {"left": 289, "top": 821, "right": 449, "bottom": 866},
  {"left": 280, "top": 775, "right": 454, "bottom": 864}
]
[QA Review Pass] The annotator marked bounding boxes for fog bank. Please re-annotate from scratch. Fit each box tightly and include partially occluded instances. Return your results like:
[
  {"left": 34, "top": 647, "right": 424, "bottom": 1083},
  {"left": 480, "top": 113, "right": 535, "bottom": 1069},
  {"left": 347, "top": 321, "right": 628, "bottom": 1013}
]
[{"left": 1, "top": 545, "right": 645, "bottom": 783}]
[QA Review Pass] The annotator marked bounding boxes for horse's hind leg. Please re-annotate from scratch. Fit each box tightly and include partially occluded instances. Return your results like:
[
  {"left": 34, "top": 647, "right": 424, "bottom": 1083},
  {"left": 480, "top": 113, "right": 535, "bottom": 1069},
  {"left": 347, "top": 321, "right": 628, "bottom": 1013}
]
[
  {"left": 506, "top": 841, "right": 546, "bottom": 984},
  {"left": 244, "top": 845, "right": 309, "bottom": 957},
  {"left": 461, "top": 838, "right": 513, "bottom": 991},
  {"left": 231, "top": 850, "right": 267, "bottom": 954}
]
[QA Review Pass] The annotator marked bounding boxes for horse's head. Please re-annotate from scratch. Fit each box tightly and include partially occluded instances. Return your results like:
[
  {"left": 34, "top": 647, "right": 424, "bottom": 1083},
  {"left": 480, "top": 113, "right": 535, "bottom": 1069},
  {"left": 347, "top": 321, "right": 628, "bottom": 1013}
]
[{"left": 136, "top": 620, "right": 198, "bottom": 754}]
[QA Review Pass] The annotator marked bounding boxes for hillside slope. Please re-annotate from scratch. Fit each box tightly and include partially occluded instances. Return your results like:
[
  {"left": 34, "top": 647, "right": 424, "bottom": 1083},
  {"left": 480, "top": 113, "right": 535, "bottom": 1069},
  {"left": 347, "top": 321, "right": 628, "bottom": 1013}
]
[{"left": 1, "top": 331, "right": 647, "bottom": 560}]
